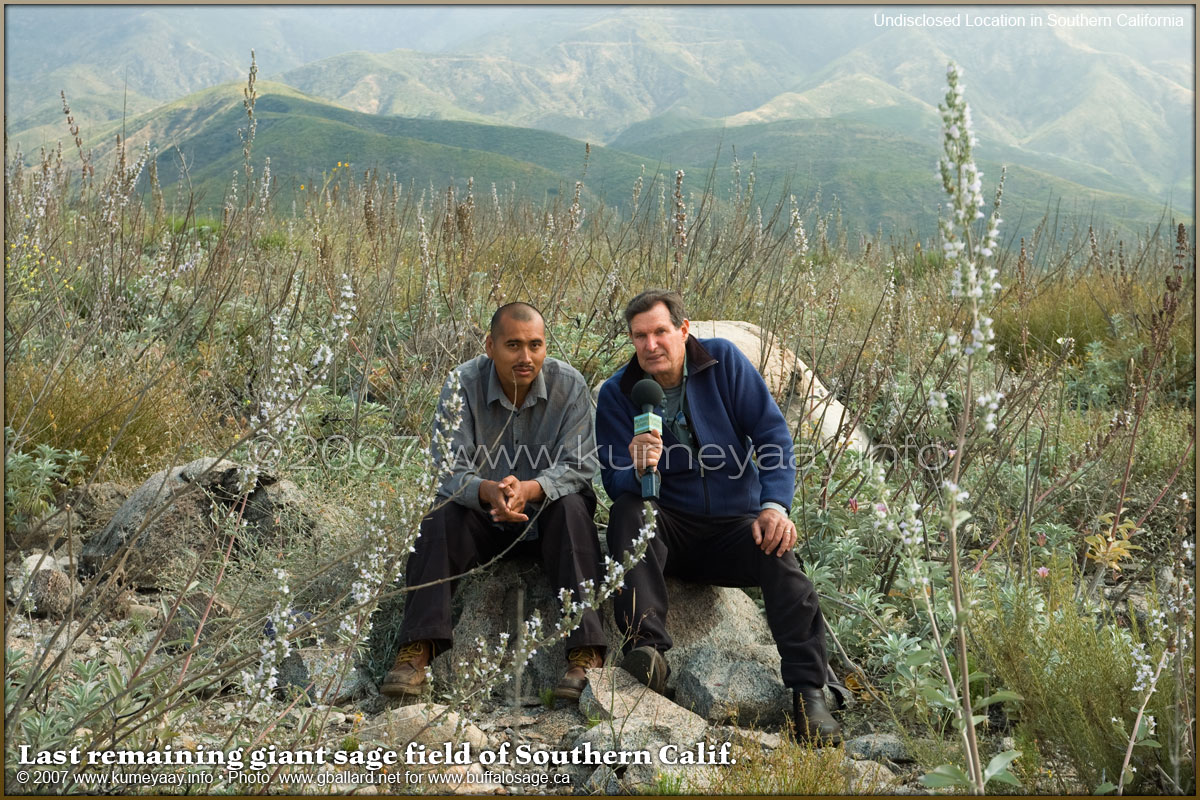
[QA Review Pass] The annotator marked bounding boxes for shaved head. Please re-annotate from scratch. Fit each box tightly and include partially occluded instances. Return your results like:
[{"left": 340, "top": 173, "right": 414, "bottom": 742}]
[{"left": 490, "top": 302, "right": 544, "bottom": 337}]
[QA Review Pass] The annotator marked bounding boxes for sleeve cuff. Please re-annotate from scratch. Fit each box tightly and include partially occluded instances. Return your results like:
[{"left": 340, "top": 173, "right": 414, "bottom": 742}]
[
  {"left": 459, "top": 476, "right": 486, "bottom": 511},
  {"left": 535, "top": 475, "right": 561, "bottom": 503},
  {"left": 761, "top": 501, "right": 789, "bottom": 516}
]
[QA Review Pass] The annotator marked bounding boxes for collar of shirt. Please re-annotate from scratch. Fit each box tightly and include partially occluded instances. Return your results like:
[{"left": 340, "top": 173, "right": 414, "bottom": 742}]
[{"left": 485, "top": 360, "right": 548, "bottom": 411}]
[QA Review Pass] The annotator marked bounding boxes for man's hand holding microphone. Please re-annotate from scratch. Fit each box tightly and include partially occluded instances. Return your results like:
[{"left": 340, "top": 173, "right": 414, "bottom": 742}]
[
  {"left": 630, "top": 379, "right": 665, "bottom": 499},
  {"left": 629, "top": 430, "right": 663, "bottom": 476}
]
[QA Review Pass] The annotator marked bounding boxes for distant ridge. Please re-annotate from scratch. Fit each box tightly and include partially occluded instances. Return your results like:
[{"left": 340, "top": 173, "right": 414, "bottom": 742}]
[{"left": 5, "top": 5, "right": 1192, "bottom": 233}]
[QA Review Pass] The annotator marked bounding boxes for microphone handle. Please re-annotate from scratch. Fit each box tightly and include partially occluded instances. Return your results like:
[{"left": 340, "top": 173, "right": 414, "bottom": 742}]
[
  {"left": 634, "top": 405, "right": 662, "bottom": 499},
  {"left": 641, "top": 468, "right": 660, "bottom": 499}
]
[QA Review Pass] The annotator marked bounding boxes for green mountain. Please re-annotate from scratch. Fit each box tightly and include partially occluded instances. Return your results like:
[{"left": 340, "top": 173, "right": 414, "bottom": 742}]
[
  {"left": 616, "top": 118, "right": 1183, "bottom": 240},
  {"left": 5, "top": 5, "right": 1192, "bottom": 233},
  {"left": 77, "top": 83, "right": 657, "bottom": 213},
  {"left": 66, "top": 80, "right": 1181, "bottom": 244},
  {"left": 777, "top": 23, "right": 1194, "bottom": 201},
  {"left": 268, "top": 7, "right": 1191, "bottom": 209}
]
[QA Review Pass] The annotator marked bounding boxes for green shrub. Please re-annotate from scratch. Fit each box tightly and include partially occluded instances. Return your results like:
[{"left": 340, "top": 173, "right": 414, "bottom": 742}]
[
  {"left": 973, "top": 560, "right": 1171, "bottom": 792},
  {"left": 3, "top": 428, "right": 86, "bottom": 532},
  {"left": 994, "top": 271, "right": 1194, "bottom": 407}
]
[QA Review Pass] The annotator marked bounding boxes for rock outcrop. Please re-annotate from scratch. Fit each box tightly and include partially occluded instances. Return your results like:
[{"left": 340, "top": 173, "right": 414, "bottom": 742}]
[
  {"left": 420, "top": 557, "right": 792, "bottom": 727},
  {"left": 80, "top": 458, "right": 311, "bottom": 587},
  {"left": 688, "top": 320, "right": 872, "bottom": 456},
  {"left": 574, "top": 666, "right": 718, "bottom": 792}
]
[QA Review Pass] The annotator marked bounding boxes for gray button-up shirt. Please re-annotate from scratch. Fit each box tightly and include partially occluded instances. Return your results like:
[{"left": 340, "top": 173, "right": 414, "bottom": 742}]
[{"left": 432, "top": 355, "right": 598, "bottom": 515}]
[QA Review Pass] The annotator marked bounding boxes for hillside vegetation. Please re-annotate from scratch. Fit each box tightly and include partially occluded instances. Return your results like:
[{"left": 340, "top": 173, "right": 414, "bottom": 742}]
[{"left": 19, "top": 77, "right": 1186, "bottom": 245}]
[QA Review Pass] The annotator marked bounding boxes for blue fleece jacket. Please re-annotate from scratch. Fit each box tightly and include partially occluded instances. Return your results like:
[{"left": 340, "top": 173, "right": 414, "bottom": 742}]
[{"left": 596, "top": 336, "right": 796, "bottom": 516}]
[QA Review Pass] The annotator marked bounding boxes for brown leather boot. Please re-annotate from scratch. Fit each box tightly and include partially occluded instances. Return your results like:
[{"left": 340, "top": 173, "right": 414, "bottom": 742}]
[
  {"left": 553, "top": 646, "right": 604, "bottom": 700},
  {"left": 793, "top": 687, "right": 844, "bottom": 745},
  {"left": 380, "top": 640, "right": 432, "bottom": 699}
]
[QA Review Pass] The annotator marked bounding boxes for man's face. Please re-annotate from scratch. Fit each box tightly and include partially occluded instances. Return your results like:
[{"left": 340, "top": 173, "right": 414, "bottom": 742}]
[
  {"left": 629, "top": 302, "right": 689, "bottom": 387},
  {"left": 485, "top": 313, "right": 547, "bottom": 398}
]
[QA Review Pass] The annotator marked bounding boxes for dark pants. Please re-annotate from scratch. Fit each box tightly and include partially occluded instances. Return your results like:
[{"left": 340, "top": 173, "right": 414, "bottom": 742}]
[
  {"left": 605, "top": 492, "right": 828, "bottom": 689},
  {"left": 398, "top": 492, "right": 607, "bottom": 656}
]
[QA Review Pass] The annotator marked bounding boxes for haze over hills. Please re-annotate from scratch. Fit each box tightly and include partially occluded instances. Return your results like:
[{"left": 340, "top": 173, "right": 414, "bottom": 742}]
[
  {"left": 4, "top": 4, "right": 1193, "bottom": 236},
  {"left": 3, "top": 5, "right": 526, "bottom": 138},
  {"left": 59, "top": 79, "right": 1173, "bottom": 247}
]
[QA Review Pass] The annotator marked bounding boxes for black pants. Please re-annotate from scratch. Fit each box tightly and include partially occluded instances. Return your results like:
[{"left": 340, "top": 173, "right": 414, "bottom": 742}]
[
  {"left": 605, "top": 492, "right": 828, "bottom": 689},
  {"left": 398, "top": 492, "right": 607, "bottom": 656}
]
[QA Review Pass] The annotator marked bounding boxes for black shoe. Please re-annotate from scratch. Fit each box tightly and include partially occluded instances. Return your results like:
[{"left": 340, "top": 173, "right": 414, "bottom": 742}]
[
  {"left": 621, "top": 646, "right": 669, "bottom": 694},
  {"left": 793, "top": 687, "right": 843, "bottom": 745}
]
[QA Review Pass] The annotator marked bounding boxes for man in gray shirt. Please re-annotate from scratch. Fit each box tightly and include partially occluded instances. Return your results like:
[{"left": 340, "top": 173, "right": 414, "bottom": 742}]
[{"left": 381, "top": 303, "right": 605, "bottom": 702}]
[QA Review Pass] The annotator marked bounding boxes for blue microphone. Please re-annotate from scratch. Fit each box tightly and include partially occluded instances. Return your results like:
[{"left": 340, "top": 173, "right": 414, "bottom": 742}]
[{"left": 631, "top": 379, "right": 665, "bottom": 499}]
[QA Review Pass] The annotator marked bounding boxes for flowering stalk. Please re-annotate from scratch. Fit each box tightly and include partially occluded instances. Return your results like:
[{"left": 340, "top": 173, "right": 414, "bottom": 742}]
[
  {"left": 1116, "top": 649, "right": 1169, "bottom": 795},
  {"left": 671, "top": 169, "right": 687, "bottom": 270},
  {"left": 1164, "top": 505, "right": 1195, "bottom": 791},
  {"left": 936, "top": 62, "right": 1008, "bottom": 794},
  {"left": 864, "top": 459, "right": 970, "bottom": 738}
]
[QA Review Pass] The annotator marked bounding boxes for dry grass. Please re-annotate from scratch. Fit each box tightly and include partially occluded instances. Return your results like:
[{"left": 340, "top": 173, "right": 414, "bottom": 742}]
[{"left": 4, "top": 353, "right": 224, "bottom": 482}]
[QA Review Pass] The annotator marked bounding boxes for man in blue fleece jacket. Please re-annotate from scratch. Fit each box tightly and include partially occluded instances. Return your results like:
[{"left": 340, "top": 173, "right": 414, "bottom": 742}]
[{"left": 596, "top": 289, "right": 841, "bottom": 743}]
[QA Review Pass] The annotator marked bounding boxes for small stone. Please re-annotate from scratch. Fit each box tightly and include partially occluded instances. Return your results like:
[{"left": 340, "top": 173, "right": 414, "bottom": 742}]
[
  {"left": 128, "top": 604, "right": 159, "bottom": 623},
  {"left": 673, "top": 642, "right": 789, "bottom": 727},
  {"left": 161, "top": 592, "right": 233, "bottom": 648},
  {"left": 275, "top": 651, "right": 369, "bottom": 705},
  {"left": 359, "top": 703, "right": 488, "bottom": 750},
  {"left": 579, "top": 667, "right": 707, "bottom": 743},
  {"left": 29, "top": 568, "right": 76, "bottom": 617},
  {"left": 10, "top": 553, "right": 55, "bottom": 601},
  {"left": 585, "top": 766, "right": 621, "bottom": 795},
  {"left": 844, "top": 758, "right": 899, "bottom": 793},
  {"left": 174, "top": 734, "right": 199, "bottom": 751},
  {"left": 844, "top": 732, "right": 911, "bottom": 763},
  {"left": 557, "top": 725, "right": 587, "bottom": 750},
  {"left": 713, "top": 725, "right": 781, "bottom": 751}
]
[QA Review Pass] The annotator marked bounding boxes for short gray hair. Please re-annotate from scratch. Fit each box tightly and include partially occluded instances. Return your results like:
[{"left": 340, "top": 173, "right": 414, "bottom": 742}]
[{"left": 623, "top": 289, "right": 685, "bottom": 330}]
